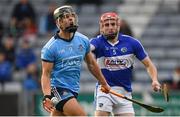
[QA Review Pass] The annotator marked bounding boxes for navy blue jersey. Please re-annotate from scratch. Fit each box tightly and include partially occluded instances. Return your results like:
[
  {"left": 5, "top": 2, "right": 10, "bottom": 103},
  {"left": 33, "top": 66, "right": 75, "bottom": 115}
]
[
  {"left": 41, "top": 32, "right": 90, "bottom": 93},
  {"left": 90, "top": 34, "right": 147, "bottom": 92}
]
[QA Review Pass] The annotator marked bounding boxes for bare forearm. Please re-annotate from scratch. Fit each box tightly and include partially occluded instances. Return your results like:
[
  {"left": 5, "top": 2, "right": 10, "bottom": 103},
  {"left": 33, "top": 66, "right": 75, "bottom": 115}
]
[
  {"left": 87, "top": 60, "right": 107, "bottom": 85},
  {"left": 85, "top": 52, "right": 110, "bottom": 93},
  {"left": 41, "top": 75, "right": 51, "bottom": 95},
  {"left": 142, "top": 57, "right": 160, "bottom": 91},
  {"left": 142, "top": 57, "right": 158, "bottom": 82},
  {"left": 147, "top": 63, "right": 158, "bottom": 82},
  {"left": 41, "top": 61, "right": 53, "bottom": 96}
]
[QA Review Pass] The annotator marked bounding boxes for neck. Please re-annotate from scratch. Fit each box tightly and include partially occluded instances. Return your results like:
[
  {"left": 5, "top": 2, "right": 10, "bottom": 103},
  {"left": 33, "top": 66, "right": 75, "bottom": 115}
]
[
  {"left": 108, "top": 37, "right": 118, "bottom": 44},
  {"left": 59, "top": 31, "right": 74, "bottom": 40},
  {"left": 108, "top": 35, "right": 118, "bottom": 44}
]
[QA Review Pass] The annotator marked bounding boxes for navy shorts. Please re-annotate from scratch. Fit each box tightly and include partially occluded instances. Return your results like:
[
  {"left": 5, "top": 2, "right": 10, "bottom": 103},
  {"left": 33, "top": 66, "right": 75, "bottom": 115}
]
[{"left": 51, "top": 87, "right": 78, "bottom": 112}]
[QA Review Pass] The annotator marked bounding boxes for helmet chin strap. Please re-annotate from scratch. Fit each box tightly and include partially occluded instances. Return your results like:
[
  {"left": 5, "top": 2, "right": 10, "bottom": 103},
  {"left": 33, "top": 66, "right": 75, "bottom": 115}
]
[
  {"left": 59, "top": 23, "right": 78, "bottom": 33},
  {"left": 64, "top": 25, "right": 78, "bottom": 33}
]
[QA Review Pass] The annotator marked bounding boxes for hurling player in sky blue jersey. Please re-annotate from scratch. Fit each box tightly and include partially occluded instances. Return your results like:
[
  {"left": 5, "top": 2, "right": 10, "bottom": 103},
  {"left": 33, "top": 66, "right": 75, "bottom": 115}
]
[
  {"left": 40, "top": 5, "right": 110, "bottom": 116},
  {"left": 90, "top": 12, "right": 161, "bottom": 116}
]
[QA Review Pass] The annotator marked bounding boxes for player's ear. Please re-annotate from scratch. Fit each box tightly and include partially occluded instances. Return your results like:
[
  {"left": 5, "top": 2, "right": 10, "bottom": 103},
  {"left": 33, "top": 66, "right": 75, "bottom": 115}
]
[
  {"left": 117, "top": 18, "right": 121, "bottom": 27},
  {"left": 55, "top": 19, "right": 58, "bottom": 25},
  {"left": 99, "top": 22, "right": 103, "bottom": 34},
  {"left": 55, "top": 19, "right": 60, "bottom": 29},
  {"left": 56, "top": 19, "right": 63, "bottom": 29},
  {"left": 117, "top": 19, "right": 121, "bottom": 32}
]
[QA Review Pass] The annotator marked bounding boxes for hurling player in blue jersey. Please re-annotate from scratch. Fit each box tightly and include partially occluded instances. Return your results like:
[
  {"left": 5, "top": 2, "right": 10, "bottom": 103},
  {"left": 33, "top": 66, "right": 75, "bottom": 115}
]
[
  {"left": 90, "top": 12, "right": 161, "bottom": 116},
  {"left": 40, "top": 5, "right": 110, "bottom": 116}
]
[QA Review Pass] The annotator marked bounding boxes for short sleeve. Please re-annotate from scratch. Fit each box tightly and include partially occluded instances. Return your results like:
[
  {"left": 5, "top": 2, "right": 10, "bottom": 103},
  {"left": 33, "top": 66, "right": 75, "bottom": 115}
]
[
  {"left": 86, "top": 40, "right": 90, "bottom": 54},
  {"left": 82, "top": 36, "right": 90, "bottom": 54},
  {"left": 90, "top": 38, "right": 99, "bottom": 50},
  {"left": 133, "top": 39, "right": 148, "bottom": 61},
  {"left": 41, "top": 47, "right": 54, "bottom": 62}
]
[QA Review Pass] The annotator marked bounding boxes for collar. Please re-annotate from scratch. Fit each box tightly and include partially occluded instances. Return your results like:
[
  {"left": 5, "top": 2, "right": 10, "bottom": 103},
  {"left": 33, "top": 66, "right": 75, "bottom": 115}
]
[{"left": 54, "top": 30, "right": 75, "bottom": 42}]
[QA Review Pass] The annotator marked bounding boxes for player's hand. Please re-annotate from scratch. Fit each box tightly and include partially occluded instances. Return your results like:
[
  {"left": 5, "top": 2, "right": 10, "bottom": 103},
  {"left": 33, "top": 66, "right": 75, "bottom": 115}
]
[
  {"left": 43, "top": 98, "right": 55, "bottom": 113},
  {"left": 100, "top": 84, "right": 111, "bottom": 93},
  {"left": 152, "top": 80, "right": 161, "bottom": 92}
]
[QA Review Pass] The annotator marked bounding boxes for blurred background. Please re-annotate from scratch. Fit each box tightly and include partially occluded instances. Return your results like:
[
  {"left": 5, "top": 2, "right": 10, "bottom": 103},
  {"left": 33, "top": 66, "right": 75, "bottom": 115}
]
[{"left": 0, "top": 0, "right": 180, "bottom": 116}]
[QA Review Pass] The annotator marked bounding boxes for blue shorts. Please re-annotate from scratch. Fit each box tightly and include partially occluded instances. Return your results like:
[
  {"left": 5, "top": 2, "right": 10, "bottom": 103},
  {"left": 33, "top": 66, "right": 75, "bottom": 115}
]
[{"left": 51, "top": 87, "right": 78, "bottom": 112}]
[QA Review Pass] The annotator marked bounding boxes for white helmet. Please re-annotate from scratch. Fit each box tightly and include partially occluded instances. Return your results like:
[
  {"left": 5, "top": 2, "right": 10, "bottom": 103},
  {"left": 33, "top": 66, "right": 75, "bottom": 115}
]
[{"left": 54, "top": 5, "right": 78, "bottom": 32}]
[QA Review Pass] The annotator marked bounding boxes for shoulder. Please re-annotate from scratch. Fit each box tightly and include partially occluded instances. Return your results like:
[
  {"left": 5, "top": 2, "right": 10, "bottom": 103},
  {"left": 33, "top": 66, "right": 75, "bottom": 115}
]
[
  {"left": 120, "top": 34, "right": 135, "bottom": 41},
  {"left": 74, "top": 32, "right": 90, "bottom": 49},
  {"left": 42, "top": 36, "right": 57, "bottom": 50},
  {"left": 74, "top": 32, "right": 89, "bottom": 41},
  {"left": 120, "top": 34, "right": 142, "bottom": 45},
  {"left": 90, "top": 35, "right": 103, "bottom": 43}
]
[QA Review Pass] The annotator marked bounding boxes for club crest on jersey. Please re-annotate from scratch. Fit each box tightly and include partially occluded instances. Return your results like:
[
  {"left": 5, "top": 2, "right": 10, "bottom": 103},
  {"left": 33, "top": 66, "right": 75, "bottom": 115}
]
[
  {"left": 121, "top": 47, "right": 127, "bottom": 53},
  {"left": 78, "top": 44, "right": 83, "bottom": 51}
]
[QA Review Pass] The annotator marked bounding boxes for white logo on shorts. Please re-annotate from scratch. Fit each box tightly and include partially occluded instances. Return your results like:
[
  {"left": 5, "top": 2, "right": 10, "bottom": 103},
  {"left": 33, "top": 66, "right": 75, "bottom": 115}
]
[{"left": 99, "top": 103, "right": 103, "bottom": 107}]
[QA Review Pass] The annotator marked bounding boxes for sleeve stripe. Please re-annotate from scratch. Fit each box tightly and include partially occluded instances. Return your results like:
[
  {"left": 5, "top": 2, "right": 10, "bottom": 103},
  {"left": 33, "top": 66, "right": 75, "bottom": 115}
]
[{"left": 42, "top": 59, "right": 54, "bottom": 63}]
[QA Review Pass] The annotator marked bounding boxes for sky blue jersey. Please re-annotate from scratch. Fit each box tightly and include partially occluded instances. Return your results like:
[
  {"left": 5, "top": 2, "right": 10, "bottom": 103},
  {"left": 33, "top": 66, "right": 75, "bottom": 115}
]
[
  {"left": 41, "top": 31, "right": 90, "bottom": 93},
  {"left": 90, "top": 33, "right": 147, "bottom": 92}
]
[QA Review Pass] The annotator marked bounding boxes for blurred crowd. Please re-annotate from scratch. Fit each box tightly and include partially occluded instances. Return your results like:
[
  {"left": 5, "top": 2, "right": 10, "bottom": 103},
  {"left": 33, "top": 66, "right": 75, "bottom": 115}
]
[
  {"left": 163, "top": 66, "right": 180, "bottom": 90},
  {"left": 0, "top": 0, "right": 45, "bottom": 92},
  {"left": 0, "top": 0, "right": 130, "bottom": 92},
  {"left": 0, "top": 0, "right": 65, "bottom": 92}
]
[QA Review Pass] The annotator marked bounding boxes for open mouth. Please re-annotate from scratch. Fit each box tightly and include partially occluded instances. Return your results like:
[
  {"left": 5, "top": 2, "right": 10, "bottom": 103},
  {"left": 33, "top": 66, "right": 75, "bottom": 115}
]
[{"left": 69, "top": 22, "right": 74, "bottom": 26}]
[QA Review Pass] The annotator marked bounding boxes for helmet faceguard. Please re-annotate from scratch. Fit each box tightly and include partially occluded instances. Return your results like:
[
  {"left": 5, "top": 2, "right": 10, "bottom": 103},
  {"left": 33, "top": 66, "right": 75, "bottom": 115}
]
[
  {"left": 54, "top": 5, "right": 78, "bottom": 33},
  {"left": 100, "top": 12, "right": 120, "bottom": 40}
]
